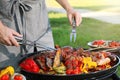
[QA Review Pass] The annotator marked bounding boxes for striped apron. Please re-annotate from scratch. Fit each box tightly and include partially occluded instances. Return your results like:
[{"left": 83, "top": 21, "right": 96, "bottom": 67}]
[{"left": 0, "top": 0, "right": 54, "bottom": 69}]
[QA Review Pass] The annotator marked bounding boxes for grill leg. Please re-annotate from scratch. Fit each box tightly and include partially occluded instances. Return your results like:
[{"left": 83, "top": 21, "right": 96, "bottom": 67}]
[{"left": 111, "top": 73, "right": 120, "bottom": 80}]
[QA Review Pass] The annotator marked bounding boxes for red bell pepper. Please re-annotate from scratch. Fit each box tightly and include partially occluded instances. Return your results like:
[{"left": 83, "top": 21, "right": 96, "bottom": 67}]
[{"left": 20, "top": 58, "right": 40, "bottom": 73}]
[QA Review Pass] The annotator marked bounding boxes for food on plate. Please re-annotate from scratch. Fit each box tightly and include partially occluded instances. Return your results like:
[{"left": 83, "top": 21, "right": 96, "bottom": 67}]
[
  {"left": 90, "top": 40, "right": 120, "bottom": 48},
  {"left": 109, "top": 41, "right": 120, "bottom": 47},
  {"left": 92, "top": 40, "right": 105, "bottom": 46},
  {"left": 19, "top": 46, "right": 117, "bottom": 75}
]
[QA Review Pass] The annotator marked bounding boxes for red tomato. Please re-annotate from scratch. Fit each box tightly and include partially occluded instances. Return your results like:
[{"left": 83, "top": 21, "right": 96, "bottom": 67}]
[
  {"left": 93, "top": 40, "right": 105, "bottom": 46},
  {"left": 66, "top": 69, "right": 73, "bottom": 74},
  {"left": 14, "top": 75, "right": 23, "bottom": 80},
  {"left": 0, "top": 74, "right": 10, "bottom": 80},
  {"left": 72, "top": 60, "right": 79, "bottom": 66},
  {"left": 72, "top": 67, "right": 81, "bottom": 74}
]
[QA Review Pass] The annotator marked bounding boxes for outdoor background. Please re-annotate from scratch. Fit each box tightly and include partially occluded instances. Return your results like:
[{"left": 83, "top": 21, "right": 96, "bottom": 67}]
[{"left": 46, "top": 0, "right": 120, "bottom": 77}]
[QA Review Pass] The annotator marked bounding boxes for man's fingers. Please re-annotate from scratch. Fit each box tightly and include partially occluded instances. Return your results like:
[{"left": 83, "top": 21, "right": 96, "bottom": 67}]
[
  {"left": 2, "top": 38, "right": 12, "bottom": 46},
  {"left": 75, "top": 12, "right": 82, "bottom": 26},
  {"left": 12, "top": 29, "right": 22, "bottom": 37},
  {"left": 76, "top": 16, "right": 82, "bottom": 26},
  {"left": 10, "top": 36, "right": 19, "bottom": 47},
  {"left": 68, "top": 13, "right": 73, "bottom": 26}
]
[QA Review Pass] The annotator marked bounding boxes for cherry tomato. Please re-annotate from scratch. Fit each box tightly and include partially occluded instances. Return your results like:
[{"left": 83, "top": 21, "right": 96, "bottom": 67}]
[
  {"left": 72, "top": 67, "right": 81, "bottom": 74},
  {"left": 14, "top": 75, "right": 23, "bottom": 80},
  {"left": 0, "top": 74, "right": 10, "bottom": 80},
  {"left": 93, "top": 40, "right": 105, "bottom": 46},
  {"left": 66, "top": 69, "right": 73, "bottom": 74}
]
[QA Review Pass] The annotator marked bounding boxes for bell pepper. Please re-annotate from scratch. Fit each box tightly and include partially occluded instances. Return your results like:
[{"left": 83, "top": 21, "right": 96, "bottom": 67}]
[
  {"left": 82, "top": 57, "right": 97, "bottom": 73},
  {"left": 0, "top": 66, "right": 14, "bottom": 78},
  {"left": 20, "top": 58, "right": 40, "bottom": 73}
]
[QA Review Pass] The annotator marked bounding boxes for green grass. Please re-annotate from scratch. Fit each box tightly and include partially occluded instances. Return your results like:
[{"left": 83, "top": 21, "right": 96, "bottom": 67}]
[
  {"left": 49, "top": 12, "right": 120, "bottom": 48},
  {"left": 49, "top": 12, "right": 120, "bottom": 76},
  {"left": 46, "top": 0, "right": 120, "bottom": 11}
]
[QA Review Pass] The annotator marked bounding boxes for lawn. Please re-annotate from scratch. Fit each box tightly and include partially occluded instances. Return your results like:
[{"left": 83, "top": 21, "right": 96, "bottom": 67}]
[
  {"left": 46, "top": 0, "right": 120, "bottom": 11},
  {"left": 48, "top": 12, "right": 120, "bottom": 76},
  {"left": 49, "top": 12, "right": 120, "bottom": 48}
]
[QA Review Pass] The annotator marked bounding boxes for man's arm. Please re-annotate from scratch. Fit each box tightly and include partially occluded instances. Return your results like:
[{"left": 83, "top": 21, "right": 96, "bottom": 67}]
[
  {"left": 56, "top": 0, "right": 73, "bottom": 13},
  {"left": 56, "top": 0, "right": 82, "bottom": 26}
]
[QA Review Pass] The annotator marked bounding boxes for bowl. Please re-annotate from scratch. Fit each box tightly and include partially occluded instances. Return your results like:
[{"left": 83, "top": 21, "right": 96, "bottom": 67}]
[{"left": 11, "top": 73, "right": 26, "bottom": 80}]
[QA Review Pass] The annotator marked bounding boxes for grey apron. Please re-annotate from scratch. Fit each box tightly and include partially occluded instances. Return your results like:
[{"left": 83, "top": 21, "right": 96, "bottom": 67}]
[{"left": 0, "top": 0, "right": 54, "bottom": 69}]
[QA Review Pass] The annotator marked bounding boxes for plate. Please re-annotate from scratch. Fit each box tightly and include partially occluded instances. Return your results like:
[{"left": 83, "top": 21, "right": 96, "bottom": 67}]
[{"left": 87, "top": 40, "right": 120, "bottom": 48}]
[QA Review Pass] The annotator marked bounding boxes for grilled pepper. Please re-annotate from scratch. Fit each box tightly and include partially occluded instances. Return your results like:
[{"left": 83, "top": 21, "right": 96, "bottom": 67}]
[
  {"left": 53, "top": 63, "right": 66, "bottom": 74},
  {"left": 20, "top": 58, "right": 40, "bottom": 73},
  {"left": 82, "top": 57, "right": 97, "bottom": 73}
]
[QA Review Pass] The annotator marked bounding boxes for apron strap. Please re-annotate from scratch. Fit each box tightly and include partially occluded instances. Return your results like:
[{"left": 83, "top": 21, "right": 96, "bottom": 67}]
[{"left": 9, "top": 0, "right": 32, "bottom": 53}]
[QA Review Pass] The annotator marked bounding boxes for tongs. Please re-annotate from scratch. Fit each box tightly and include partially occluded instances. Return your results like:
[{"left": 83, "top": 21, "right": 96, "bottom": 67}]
[
  {"left": 14, "top": 36, "right": 56, "bottom": 51},
  {"left": 70, "top": 18, "right": 76, "bottom": 42}
]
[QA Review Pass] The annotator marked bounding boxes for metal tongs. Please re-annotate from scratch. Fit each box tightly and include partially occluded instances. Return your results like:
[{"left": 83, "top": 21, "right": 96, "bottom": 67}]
[
  {"left": 14, "top": 36, "right": 56, "bottom": 51},
  {"left": 70, "top": 18, "right": 76, "bottom": 42}
]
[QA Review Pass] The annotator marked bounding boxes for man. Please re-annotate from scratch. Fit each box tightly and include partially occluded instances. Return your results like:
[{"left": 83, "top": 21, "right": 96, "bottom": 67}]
[{"left": 0, "top": 0, "right": 82, "bottom": 69}]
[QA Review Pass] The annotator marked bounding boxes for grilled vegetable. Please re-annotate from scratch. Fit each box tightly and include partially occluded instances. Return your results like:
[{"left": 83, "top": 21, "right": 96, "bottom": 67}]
[
  {"left": 53, "top": 49, "right": 61, "bottom": 68},
  {"left": 82, "top": 57, "right": 97, "bottom": 73},
  {"left": 19, "top": 58, "right": 40, "bottom": 73},
  {"left": 53, "top": 63, "right": 66, "bottom": 74},
  {"left": 19, "top": 46, "right": 117, "bottom": 75}
]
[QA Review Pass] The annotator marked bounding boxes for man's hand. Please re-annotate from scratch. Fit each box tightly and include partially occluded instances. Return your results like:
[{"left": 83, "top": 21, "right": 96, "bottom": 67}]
[
  {"left": 56, "top": 0, "right": 82, "bottom": 26},
  {"left": 67, "top": 9, "right": 82, "bottom": 26},
  {"left": 0, "top": 21, "right": 22, "bottom": 47}
]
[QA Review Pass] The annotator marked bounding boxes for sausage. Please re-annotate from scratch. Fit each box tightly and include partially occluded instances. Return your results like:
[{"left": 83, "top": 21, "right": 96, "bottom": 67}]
[{"left": 97, "top": 58, "right": 111, "bottom": 65}]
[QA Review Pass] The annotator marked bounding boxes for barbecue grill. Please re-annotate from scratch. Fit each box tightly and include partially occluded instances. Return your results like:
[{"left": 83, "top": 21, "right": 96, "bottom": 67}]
[{"left": 19, "top": 49, "right": 120, "bottom": 80}]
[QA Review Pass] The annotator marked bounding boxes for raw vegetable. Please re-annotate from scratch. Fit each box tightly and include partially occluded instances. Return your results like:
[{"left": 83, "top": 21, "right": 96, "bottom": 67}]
[
  {"left": 0, "top": 74, "right": 10, "bottom": 80},
  {"left": 14, "top": 75, "right": 23, "bottom": 80},
  {"left": 0, "top": 66, "right": 14, "bottom": 78}
]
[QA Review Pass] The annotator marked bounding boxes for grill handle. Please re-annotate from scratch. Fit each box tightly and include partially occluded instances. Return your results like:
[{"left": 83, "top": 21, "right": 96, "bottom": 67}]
[{"left": 111, "top": 73, "right": 120, "bottom": 80}]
